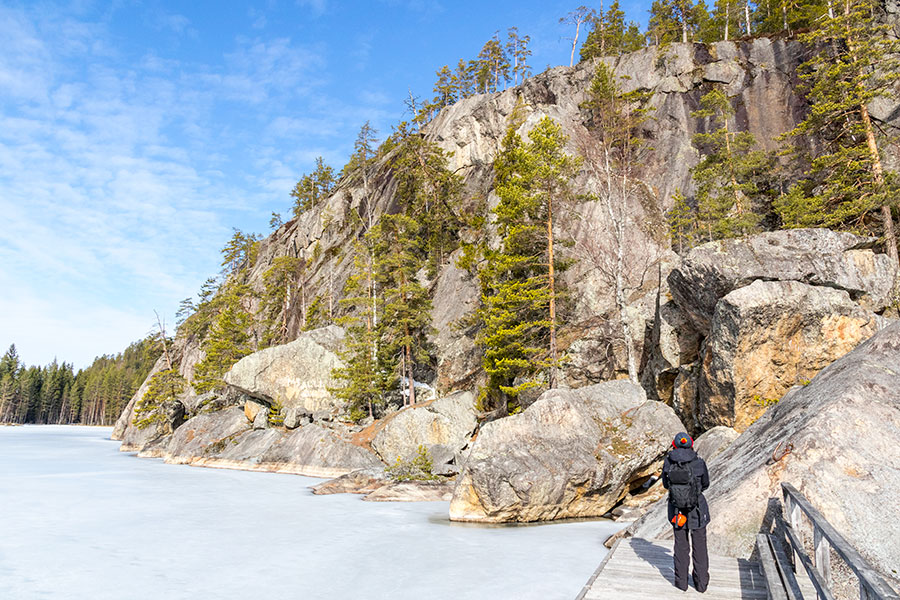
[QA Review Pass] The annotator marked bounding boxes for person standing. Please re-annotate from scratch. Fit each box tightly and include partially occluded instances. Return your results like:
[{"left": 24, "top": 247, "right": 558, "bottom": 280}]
[{"left": 662, "top": 431, "right": 710, "bottom": 592}]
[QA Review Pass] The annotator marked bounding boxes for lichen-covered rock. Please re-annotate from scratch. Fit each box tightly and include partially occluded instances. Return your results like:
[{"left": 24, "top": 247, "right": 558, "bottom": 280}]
[
  {"left": 449, "top": 381, "right": 684, "bottom": 523},
  {"left": 668, "top": 229, "right": 894, "bottom": 334},
  {"left": 363, "top": 480, "right": 455, "bottom": 502},
  {"left": 223, "top": 325, "right": 346, "bottom": 413},
  {"left": 626, "top": 322, "right": 900, "bottom": 586},
  {"left": 372, "top": 391, "right": 477, "bottom": 465},
  {"left": 165, "top": 407, "right": 250, "bottom": 464},
  {"left": 311, "top": 468, "right": 388, "bottom": 495},
  {"left": 699, "top": 280, "right": 885, "bottom": 431}
]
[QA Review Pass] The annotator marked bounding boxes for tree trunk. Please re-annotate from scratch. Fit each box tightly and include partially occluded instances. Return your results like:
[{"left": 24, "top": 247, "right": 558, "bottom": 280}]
[
  {"left": 859, "top": 102, "right": 900, "bottom": 270},
  {"left": 570, "top": 20, "right": 581, "bottom": 67},
  {"left": 547, "top": 194, "right": 558, "bottom": 389},
  {"left": 725, "top": 2, "right": 731, "bottom": 41},
  {"left": 744, "top": 1, "right": 752, "bottom": 35},
  {"left": 406, "top": 340, "right": 416, "bottom": 406}
]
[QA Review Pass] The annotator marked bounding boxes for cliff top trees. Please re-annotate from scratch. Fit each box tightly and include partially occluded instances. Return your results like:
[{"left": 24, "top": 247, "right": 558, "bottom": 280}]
[
  {"left": 291, "top": 157, "right": 336, "bottom": 218},
  {"left": 561, "top": 6, "right": 595, "bottom": 66},
  {"left": 775, "top": 0, "right": 899, "bottom": 269},
  {"left": 579, "top": 0, "right": 645, "bottom": 60}
]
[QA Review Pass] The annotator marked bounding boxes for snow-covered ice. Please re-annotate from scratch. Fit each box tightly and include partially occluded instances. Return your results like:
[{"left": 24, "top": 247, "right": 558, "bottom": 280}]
[{"left": 0, "top": 426, "right": 624, "bottom": 600}]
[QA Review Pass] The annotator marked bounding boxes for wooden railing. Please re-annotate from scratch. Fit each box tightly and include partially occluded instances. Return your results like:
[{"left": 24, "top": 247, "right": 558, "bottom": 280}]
[{"left": 779, "top": 482, "right": 899, "bottom": 600}]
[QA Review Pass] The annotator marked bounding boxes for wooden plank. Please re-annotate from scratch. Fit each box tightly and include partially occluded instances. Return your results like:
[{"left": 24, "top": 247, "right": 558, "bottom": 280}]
[
  {"left": 580, "top": 537, "right": 771, "bottom": 599},
  {"left": 769, "top": 529, "right": 807, "bottom": 600},
  {"left": 574, "top": 538, "right": 621, "bottom": 600},
  {"left": 758, "top": 534, "right": 789, "bottom": 600},
  {"left": 814, "top": 525, "right": 833, "bottom": 590}
]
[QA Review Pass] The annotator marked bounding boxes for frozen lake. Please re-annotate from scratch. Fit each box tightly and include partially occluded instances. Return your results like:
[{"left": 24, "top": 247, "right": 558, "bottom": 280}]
[{"left": 0, "top": 426, "right": 623, "bottom": 600}]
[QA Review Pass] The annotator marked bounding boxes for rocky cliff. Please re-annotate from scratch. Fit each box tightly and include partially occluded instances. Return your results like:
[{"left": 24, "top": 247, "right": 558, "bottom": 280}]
[
  {"left": 115, "top": 37, "right": 834, "bottom": 427},
  {"left": 109, "top": 36, "right": 900, "bottom": 583}
]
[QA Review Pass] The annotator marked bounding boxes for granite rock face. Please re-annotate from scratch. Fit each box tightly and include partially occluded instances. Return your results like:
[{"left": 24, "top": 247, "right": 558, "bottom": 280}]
[
  {"left": 165, "top": 407, "right": 251, "bottom": 464},
  {"left": 160, "top": 406, "right": 382, "bottom": 478},
  {"left": 626, "top": 323, "right": 900, "bottom": 585},
  {"left": 371, "top": 391, "right": 478, "bottom": 465},
  {"left": 699, "top": 280, "right": 885, "bottom": 431},
  {"left": 449, "top": 381, "right": 685, "bottom": 523},
  {"left": 692, "top": 426, "right": 739, "bottom": 463},
  {"left": 223, "top": 325, "right": 346, "bottom": 413},
  {"left": 667, "top": 229, "right": 894, "bottom": 335},
  {"left": 192, "top": 423, "right": 383, "bottom": 478}
]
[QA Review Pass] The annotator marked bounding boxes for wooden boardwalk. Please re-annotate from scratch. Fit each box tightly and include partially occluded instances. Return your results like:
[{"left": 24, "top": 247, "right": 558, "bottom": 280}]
[{"left": 577, "top": 538, "right": 770, "bottom": 599}]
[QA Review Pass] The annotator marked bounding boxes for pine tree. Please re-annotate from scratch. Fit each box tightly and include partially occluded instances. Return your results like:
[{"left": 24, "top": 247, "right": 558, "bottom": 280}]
[
  {"left": 220, "top": 229, "right": 260, "bottom": 276},
  {"left": 370, "top": 214, "right": 433, "bottom": 407},
  {"left": 473, "top": 113, "right": 578, "bottom": 412},
  {"left": 647, "top": 0, "right": 680, "bottom": 45},
  {"left": 432, "top": 65, "right": 458, "bottom": 110},
  {"left": 691, "top": 88, "right": 770, "bottom": 240},
  {"left": 390, "top": 129, "right": 464, "bottom": 275},
  {"left": 578, "top": 63, "right": 656, "bottom": 383},
  {"left": 580, "top": 1, "right": 646, "bottom": 60},
  {"left": 261, "top": 256, "right": 306, "bottom": 346},
  {"left": 668, "top": 191, "right": 698, "bottom": 253},
  {"left": 475, "top": 35, "right": 509, "bottom": 93},
  {"left": 775, "top": 0, "right": 899, "bottom": 269},
  {"left": 193, "top": 285, "right": 254, "bottom": 393},
  {"left": 506, "top": 27, "right": 532, "bottom": 86},
  {"left": 291, "top": 157, "right": 336, "bottom": 218},
  {"left": 134, "top": 368, "right": 186, "bottom": 430},
  {"left": 330, "top": 243, "right": 391, "bottom": 421},
  {"left": 561, "top": 6, "right": 595, "bottom": 66}
]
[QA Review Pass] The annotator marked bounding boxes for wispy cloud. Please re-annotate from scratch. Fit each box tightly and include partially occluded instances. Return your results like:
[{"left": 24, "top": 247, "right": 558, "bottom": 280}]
[{"left": 0, "top": 4, "right": 353, "bottom": 367}]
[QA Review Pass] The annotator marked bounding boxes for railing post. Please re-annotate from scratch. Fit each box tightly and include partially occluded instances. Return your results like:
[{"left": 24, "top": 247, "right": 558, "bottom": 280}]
[
  {"left": 814, "top": 525, "right": 832, "bottom": 594},
  {"left": 786, "top": 494, "right": 803, "bottom": 574}
]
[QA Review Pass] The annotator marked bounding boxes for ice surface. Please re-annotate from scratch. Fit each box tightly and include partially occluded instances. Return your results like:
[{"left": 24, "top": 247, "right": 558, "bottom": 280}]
[{"left": 0, "top": 426, "right": 624, "bottom": 600}]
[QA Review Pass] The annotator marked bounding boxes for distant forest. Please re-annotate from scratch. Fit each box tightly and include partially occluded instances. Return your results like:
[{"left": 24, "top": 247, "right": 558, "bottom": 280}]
[{"left": 0, "top": 339, "right": 161, "bottom": 426}]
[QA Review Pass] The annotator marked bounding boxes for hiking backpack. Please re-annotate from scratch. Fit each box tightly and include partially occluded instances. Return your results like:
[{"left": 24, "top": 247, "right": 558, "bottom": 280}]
[{"left": 668, "top": 459, "right": 701, "bottom": 510}]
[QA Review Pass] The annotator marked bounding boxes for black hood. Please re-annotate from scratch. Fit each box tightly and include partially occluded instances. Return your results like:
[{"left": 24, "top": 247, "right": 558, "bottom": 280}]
[{"left": 669, "top": 447, "right": 698, "bottom": 462}]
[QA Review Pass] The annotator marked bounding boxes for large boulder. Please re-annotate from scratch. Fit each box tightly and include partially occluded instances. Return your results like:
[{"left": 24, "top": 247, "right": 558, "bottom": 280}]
[
  {"left": 164, "top": 407, "right": 250, "bottom": 464},
  {"left": 667, "top": 229, "right": 894, "bottom": 334},
  {"left": 693, "top": 426, "right": 739, "bottom": 462},
  {"left": 449, "top": 381, "right": 685, "bottom": 523},
  {"left": 223, "top": 325, "right": 346, "bottom": 413},
  {"left": 626, "top": 322, "right": 900, "bottom": 585},
  {"left": 699, "top": 280, "right": 885, "bottom": 431},
  {"left": 372, "top": 391, "right": 478, "bottom": 465},
  {"left": 185, "top": 423, "right": 383, "bottom": 478}
]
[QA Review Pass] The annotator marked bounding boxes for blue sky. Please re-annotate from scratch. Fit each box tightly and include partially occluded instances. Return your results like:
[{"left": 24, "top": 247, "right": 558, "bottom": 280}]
[{"left": 0, "top": 0, "right": 651, "bottom": 369}]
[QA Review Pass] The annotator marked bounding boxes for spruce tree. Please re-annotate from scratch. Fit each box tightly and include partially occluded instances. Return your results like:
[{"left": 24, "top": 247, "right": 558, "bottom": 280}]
[
  {"left": 134, "top": 368, "right": 186, "bottom": 430},
  {"left": 691, "top": 88, "right": 770, "bottom": 240},
  {"left": 193, "top": 285, "right": 254, "bottom": 393},
  {"left": 330, "top": 243, "right": 391, "bottom": 421},
  {"left": 775, "top": 0, "right": 899, "bottom": 269},
  {"left": 370, "top": 214, "right": 433, "bottom": 407},
  {"left": 261, "top": 256, "right": 306, "bottom": 346},
  {"left": 473, "top": 114, "right": 578, "bottom": 412}
]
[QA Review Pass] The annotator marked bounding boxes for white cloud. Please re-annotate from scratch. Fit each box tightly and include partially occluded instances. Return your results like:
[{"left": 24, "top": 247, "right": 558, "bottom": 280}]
[{"left": 0, "top": 3, "right": 397, "bottom": 367}]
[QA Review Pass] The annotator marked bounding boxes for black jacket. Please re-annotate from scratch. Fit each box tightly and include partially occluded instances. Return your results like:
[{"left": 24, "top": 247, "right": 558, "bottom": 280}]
[{"left": 662, "top": 447, "right": 710, "bottom": 530}]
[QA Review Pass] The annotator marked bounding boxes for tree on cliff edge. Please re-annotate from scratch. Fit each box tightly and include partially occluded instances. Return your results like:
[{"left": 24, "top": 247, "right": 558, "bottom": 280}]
[{"left": 775, "top": 0, "right": 899, "bottom": 272}]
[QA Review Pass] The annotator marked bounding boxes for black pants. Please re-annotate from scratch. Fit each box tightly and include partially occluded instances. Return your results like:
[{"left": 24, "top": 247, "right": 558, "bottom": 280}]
[{"left": 673, "top": 526, "right": 709, "bottom": 592}]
